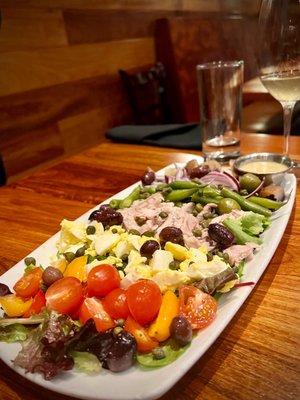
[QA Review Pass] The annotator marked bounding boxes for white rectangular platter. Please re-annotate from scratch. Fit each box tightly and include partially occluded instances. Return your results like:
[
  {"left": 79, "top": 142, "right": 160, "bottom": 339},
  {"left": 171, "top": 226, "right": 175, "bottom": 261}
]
[{"left": 0, "top": 161, "right": 296, "bottom": 400}]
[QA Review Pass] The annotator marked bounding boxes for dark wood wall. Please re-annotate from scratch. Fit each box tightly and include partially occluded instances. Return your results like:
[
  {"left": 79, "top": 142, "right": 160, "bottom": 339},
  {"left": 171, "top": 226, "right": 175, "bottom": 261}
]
[{"left": 0, "top": 0, "right": 261, "bottom": 181}]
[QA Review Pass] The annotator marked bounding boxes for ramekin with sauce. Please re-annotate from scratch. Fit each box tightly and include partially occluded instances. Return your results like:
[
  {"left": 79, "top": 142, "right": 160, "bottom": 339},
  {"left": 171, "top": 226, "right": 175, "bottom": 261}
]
[{"left": 233, "top": 153, "right": 295, "bottom": 184}]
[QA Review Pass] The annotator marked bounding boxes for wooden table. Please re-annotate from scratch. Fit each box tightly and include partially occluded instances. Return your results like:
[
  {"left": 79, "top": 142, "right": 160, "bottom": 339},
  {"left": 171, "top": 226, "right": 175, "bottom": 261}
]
[{"left": 0, "top": 133, "right": 299, "bottom": 400}]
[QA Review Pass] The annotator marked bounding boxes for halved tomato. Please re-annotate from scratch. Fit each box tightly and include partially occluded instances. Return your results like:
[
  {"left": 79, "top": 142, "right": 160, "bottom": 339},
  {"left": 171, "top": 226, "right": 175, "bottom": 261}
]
[
  {"left": 102, "top": 288, "right": 129, "bottom": 320},
  {"left": 79, "top": 297, "right": 115, "bottom": 332},
  {"left": 45, "top": 276, "right": 83, "bottom": 315},
  {"left": 179, "top": 285, "right": 217, "bottom": 330},
  {"left": 126, "top": 280, "right": 162, "bottom": 326},
  {"left": 23, "top": 289, "right": 46, "bottom": 317},
  {"left": 13, "top": 267, "right": 43, "bottom": 298},
  {"left": 124, "top": 315, "right": 158, "bottom": 353}
]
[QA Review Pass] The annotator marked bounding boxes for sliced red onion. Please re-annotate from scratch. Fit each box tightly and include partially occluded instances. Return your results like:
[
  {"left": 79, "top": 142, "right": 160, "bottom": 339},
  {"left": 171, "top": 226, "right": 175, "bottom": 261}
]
[
  {"left": 200, "top": 171, "right": 239, "bottom": 191},
  {"left": 244, "top": 177, "right": 265, "bottom": 198},
  {"left": 234, "top": 281, "right": 255, "bottom": 288},
  {"left": 223, "top": 170, "right": 240, "bottom": 190}
]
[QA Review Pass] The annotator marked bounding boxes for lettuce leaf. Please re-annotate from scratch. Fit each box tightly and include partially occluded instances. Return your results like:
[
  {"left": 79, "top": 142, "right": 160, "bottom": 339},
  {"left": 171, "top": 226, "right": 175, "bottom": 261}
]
[
  {"left": 223, "top": 219, "right": 262, "bottom": 245},
  {"left": 240, "top": 212, "right": 270, "bottom": 236},
  {"left": 69, "top": 351, "right": 102, "bottom": 374},
  {"left": 0, "top": 323, "right": 29, "bottom": 342}
]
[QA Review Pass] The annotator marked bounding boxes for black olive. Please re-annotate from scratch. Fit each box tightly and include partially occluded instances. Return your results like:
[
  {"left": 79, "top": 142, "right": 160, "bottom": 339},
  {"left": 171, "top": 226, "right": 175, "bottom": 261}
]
[
  {"left": 170, "top": 316, "right": 193, "bottom": 346},
  {"left": 89, "top": 206, "right": 123, "bottom": 228},
  {"left": 189, "top": 165, "right": 210, "bottom": 179},
  {"left": 140, "top": 240, "right": 160, "bottom": 258},
  {"left": 141, "top": 170, "right": 155, "bottom": 186},
  {"left": 208, "top": 223, "right": 234, "bottom": 248},
  {"left": 159, "top": 227, "right": 184, "bottom": 247},
  {"left": 0, "top": 283, "right": 11, "bottom": 296},
  {"left": 42, "top": 266, "right": 63, "bottom": 286}
]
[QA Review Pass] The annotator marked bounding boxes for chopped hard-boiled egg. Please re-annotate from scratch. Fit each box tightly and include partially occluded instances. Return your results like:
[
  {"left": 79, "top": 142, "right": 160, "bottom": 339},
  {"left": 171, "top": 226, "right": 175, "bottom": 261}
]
[
  {"left": 164, "top": 242, "right": 189, "bottom": 261},
  {"left": 152, "top": 270, "right": 189, "bottom": 292},
  {"left": 149, "top": 250, "right": 173, "bottom": 272},
  {"left": 94, "top": 232, "right": 120, "bottom": 255},
  {"left": 58, "top": 219, "right": 87, "bottom": 253}
]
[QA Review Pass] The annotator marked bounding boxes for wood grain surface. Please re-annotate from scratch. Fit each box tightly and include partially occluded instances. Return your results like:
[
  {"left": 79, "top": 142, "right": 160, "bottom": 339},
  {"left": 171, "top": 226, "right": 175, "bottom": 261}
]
[{"left": 0, "top": 133, "right": 299, "bottom": 400}]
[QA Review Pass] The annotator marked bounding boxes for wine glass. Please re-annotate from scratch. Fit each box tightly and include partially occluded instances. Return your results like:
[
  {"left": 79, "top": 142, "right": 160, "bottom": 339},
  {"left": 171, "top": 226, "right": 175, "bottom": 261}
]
[{"left": 258, "top": 0, "right": 300, "bottom": 155}]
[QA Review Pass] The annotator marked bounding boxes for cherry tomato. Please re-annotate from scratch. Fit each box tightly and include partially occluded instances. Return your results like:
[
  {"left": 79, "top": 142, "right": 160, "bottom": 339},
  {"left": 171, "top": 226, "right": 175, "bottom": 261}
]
[
  {"left": 79, "top": 297, "right": 115, "bottom": 332},
  {"left": 45, "top": 277, "right": 83, "bottom": 315},
  {"left": 13, "top": 268, "right": 43, "bottom": 298},
  {"left": 23, "top": 290, "right": 46, "bottom": 317},
  {"left": 124, "top": 315, "right": 158, "bottom": 353},
  {"left": 102, "top": 288, "right": 129, "bottom": 320},
  {"left": 126, "top": 280, "right": 162, "bottom": 326},
  {"left": 179, "top": 285, "right": 217, "bottom": 330},
  {"left": 87, "top": 264, "right": 120, "bottom": 297}
]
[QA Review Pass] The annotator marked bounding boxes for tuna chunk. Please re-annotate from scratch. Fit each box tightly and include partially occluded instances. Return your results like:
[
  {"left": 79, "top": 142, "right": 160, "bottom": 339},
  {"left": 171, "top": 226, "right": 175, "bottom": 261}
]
[
  {"left": 209, "top": 209, "right": 246, "bottom": 225},
  {"left": 224, "top": 243, "right": 258, "bottom": 265}
]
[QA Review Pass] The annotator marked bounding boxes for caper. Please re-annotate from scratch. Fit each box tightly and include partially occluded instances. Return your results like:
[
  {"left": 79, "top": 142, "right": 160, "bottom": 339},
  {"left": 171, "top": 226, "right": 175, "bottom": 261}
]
[
  {"left": 24, "top": 257, "right": 36, "bottom": 266},
  {"left": 159, "top": 211, "right": 168, "bottom": 219},
  {"left": 152, "top": 348, "right": 166, "bottom": 360},
  {"left": 207, "top": 252, "right": 213, "bottom": 261},
  {"left": 116, "top": 318, "right": 125, "bottom": 327},
  {"left": 217, "top": 198, "right": 241, "bottom": 215},
  {"left": 195, "top": 203, "right": 203, "bottom": 212},
  {"left": 121, "top": 253, "right": 129, "bottom": 262},
  {"left": 135, "top": 216, "right": 147, "bottom": 226},
  {"left": 111, "top": 228, "right": 118, "bottom": 233},
  {"left": 75, "top": 246, "right": 86, "bottom": 257},
  {"left": 86, "top": 225, "right": 96, "bottom": 235},
  {"left": 96, "top": 255, "right": 106, "bottom": 261},
  {"left": 239, "top": 173, "right": 262, "bottom": 192},
  {"left": 201, "top": 220, "right": 210, "bottom": 229},
  {"left": 192, "top": 228, "right": 202, "bottom": 237},
  {"left": 223, "top": 252, "right": 230, "bottom": 262},
  {"left": 174, "top": 202, "right": 183, "bottom": 207},
  {"left": 239, "top": 189, "right": 249, "bottom": 196},
  {"left": 143, "top": 230, "right": 155, "bottom": 237},
  {"left": 140, "top": 192, "right": 150, "bottom": 199},
  {"left": 192, "top": 209, "right": 198, "bottom": 217},
  {"left": 87, "top": 254, "right": 95, "bottom": 263},
  {"left": 203, "top": 212, "right": 214, "bottom": 219},
  {"left": 64, "top": 252, "right": 75, "bottom": 262},
  {"left": 113, "top": 326, "right": 123, "bottom": 336},
  {"left": 169, "top": 260, "right": 180, "bottom": 270},
  {"left": 128, "top": 229, "right": 141, "bottom": 236}
]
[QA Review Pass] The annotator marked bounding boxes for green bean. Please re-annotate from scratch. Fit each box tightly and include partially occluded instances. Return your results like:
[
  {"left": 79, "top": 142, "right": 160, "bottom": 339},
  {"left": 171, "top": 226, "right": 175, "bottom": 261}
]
[
  {"left": 221, "top": 188, "right": 272, "bottom": 217},
  {"left": 197, "top": 196, "right": 222, "bottom": 205},
  {"left": 165, "top": 188, "right": 198, "bottom": 202},
  {"left": 109, "top": 199, "right": 121, "bottom": 209},
  {"left": 248, "top": 196, "right": 284, "bottom": 210},
  {"left": 169, "top": 181, "right": 199, "bottom": 189},
  {"left": 119, "top": 186, "right": 141, "bottom": 209}
]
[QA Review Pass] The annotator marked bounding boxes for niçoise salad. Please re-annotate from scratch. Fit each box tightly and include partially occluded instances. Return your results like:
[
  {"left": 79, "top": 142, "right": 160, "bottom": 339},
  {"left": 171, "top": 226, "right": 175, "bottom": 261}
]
[{"left": 0, "top": 159, "right": 286, "bottom": 379}]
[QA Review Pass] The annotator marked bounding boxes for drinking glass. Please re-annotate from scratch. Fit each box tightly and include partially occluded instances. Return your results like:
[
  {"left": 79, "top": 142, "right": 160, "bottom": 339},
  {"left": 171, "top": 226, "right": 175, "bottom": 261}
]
[
  {"left": 258, "top": 0, "right": 300, "bottom": 155},
  {"left": 197, "top": 61, "right": 243, "bottom": 161}
]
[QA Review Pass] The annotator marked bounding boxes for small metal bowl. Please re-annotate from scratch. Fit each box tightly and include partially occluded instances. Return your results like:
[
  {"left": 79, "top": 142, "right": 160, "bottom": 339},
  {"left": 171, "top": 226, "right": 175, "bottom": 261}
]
[{"left": 233, "top": 152, "right": 295, "bottom": 185}]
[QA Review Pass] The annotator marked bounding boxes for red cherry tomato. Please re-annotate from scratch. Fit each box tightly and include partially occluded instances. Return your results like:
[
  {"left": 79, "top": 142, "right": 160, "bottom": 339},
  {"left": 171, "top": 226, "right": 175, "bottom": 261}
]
[
  {"left": 124, "top": 315, "right": 158, "bottom": 353},
  {"left": 13, "top": 268, "right": 43, "bottom": 298},
  {"left": 102, "top": 288, "right": 129, "bottom": 320},
  {"left": 79, "top": 297, "right": 115, "bottom": 332},
  {"left": 23, "top": 289, "right": 46, "bottom": 317},
  {"left": 45, "top": 277, "right": 83, "bottom": 315},
  {"left": 179, "top": 285, "right": 217, "bottom": 330},
  {"left": 87, "top": 264, "right": 120, "bottom": 297},
  {"left": 126, "top": 280, "right": 162, "bottom": 326}
]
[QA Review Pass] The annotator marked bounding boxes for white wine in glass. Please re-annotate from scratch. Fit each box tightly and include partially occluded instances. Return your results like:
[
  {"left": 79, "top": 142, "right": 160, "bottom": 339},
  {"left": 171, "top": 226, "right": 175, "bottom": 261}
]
[{"left": 258, "top": 0, "right": 300, "bottom": 155}]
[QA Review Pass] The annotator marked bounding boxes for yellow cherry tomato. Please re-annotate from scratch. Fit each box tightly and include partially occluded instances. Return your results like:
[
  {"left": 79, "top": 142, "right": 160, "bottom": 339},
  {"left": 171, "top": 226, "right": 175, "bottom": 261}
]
[
  {"left": 64, "top": 255, "right": 87, "bottom": 282},
  {"left": 0, "top": 294, "right": 33, "bottom": 317},
  {"left": 52, "top": 258, "right": 67, "bottom": 274},
  {"left": 148, "top": 290, "right": 179, "bottom": 342}
]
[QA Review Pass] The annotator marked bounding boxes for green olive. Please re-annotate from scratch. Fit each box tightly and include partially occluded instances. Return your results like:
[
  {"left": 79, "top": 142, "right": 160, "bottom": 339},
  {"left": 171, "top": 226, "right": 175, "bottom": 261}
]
[
  {"left": 239, "top": 173, "right": 261, "bottom": 192},
  {"left": 217, "top": 198, "right": 241, "bottom": 214}
]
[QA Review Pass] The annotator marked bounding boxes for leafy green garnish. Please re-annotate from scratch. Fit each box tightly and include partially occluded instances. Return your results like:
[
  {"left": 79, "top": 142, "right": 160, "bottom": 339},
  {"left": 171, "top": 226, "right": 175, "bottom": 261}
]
[
  {"left": 0, "top": 323, "right": 29, "bottom": 342},
  {"left": 237, "top": 260, "right": 246, "bottom": 278},
  {"left": 240, "top": 212, "right": 270, "bottom": 236},
  {"left": 137, "top": 341, "right": 189, "bottom": 368},
  {"left": 69, "top": 351, "right": 102, "bottom": 374}
]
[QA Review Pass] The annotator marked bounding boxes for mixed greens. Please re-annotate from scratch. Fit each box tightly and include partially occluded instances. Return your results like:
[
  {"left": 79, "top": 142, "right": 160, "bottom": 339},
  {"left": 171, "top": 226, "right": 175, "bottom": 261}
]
[{"left": 0, "top": 159, "right": 286, "bottom": 380}]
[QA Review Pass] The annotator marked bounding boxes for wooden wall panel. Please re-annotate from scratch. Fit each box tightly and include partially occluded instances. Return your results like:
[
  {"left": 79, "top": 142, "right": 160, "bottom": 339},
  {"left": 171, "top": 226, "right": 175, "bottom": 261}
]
[
  {"left": 0, "top": 8, "right": 68, "bottom": 52},
  {"left": 0, "top": 1, "right": 261, "bottom": 182},
  {"left": 0, "top": 38, "right": 155, "bottom": 96}
]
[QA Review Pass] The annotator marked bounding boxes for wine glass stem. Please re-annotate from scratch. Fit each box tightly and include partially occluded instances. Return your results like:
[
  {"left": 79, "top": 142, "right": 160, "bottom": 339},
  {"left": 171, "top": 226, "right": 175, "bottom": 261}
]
[{"left": 281, "top": 102, "right": 295, "bottom": 155}]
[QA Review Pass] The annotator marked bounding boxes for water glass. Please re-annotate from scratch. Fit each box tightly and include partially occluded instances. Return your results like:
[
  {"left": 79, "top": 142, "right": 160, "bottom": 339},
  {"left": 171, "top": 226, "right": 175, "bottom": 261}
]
[{"left": 197, "top": 60, "right": 244, "bottom": 161}]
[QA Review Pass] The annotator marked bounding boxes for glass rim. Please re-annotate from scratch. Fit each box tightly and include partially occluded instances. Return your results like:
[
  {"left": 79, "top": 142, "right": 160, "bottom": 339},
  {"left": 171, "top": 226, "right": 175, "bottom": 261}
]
[{"left": 196, "top": 60, "right": 244, "bottom": 70}]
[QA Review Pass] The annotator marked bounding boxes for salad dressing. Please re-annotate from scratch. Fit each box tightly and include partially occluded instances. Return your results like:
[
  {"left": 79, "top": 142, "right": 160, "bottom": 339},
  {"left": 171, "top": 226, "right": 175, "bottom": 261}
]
[{"left": 240, "top": 160, "right": 288, "bottom": 174}]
